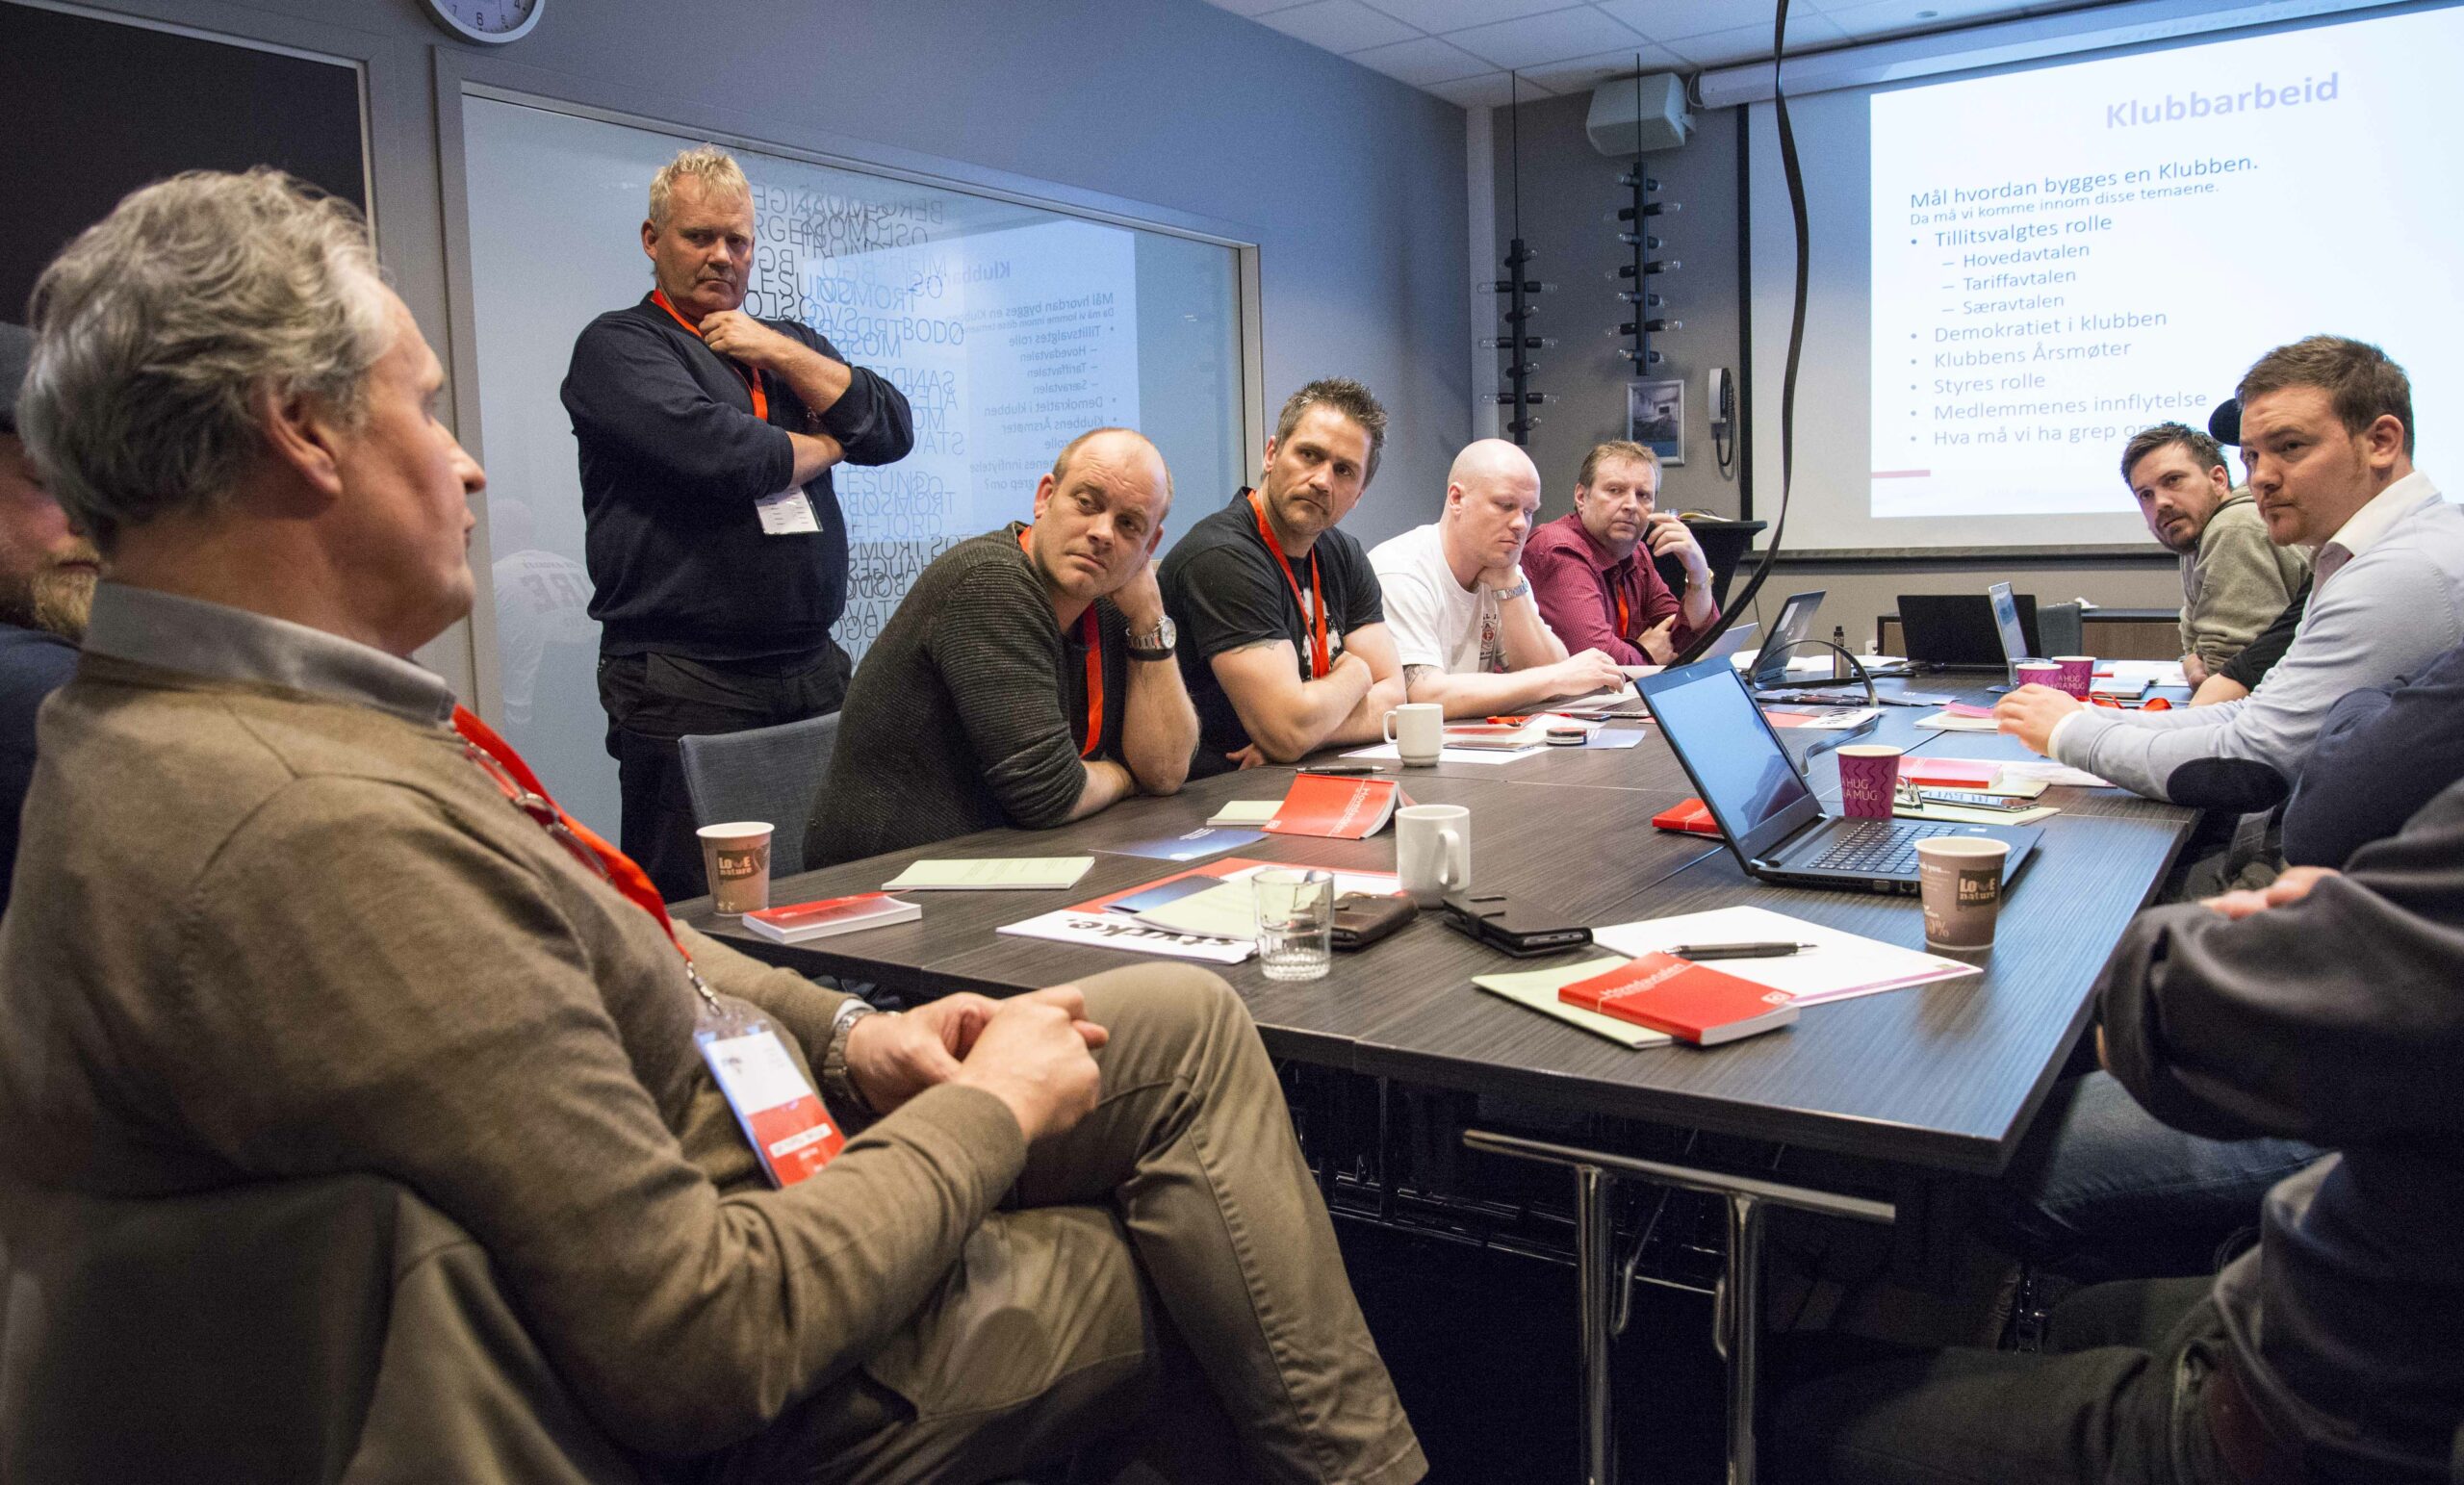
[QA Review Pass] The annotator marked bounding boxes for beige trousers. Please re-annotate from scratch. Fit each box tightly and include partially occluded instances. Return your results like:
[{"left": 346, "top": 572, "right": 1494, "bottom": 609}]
[{"left": 700, "top": 964, "right": 1425, "bottom": 1485}]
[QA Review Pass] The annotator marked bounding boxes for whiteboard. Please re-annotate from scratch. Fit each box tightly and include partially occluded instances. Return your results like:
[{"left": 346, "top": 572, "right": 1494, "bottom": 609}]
[{"left": 459, "top": 95, "right": 1246, "bottom": 837}]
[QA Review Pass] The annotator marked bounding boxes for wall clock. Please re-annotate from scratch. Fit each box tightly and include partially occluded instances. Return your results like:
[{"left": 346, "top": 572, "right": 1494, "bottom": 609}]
[{"left": 423, "top": 0, "right": 543, "bottom": 45}]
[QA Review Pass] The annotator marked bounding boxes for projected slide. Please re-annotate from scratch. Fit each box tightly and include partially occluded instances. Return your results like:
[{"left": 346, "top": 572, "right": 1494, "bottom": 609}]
[{"left": 1867, "top": 5, "right": 2463, "bottom": 520}]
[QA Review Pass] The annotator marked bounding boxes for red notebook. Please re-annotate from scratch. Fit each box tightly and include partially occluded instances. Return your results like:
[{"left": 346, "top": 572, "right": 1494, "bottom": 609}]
[
  {"left": 1262, "top": 773, "right": 1411, "bottom": 839},
  {"left": 1557, "top": 953, "right": 1800, "bottom": 1046},
  {"left": 1651, "top": 798, "right": 1723, "bottom": 837}
]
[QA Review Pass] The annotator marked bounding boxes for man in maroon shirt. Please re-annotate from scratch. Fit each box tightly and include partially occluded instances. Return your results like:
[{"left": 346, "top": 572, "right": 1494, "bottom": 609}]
[{"left": 1525, "top": 440, "right": 1719, "bottom": 665}]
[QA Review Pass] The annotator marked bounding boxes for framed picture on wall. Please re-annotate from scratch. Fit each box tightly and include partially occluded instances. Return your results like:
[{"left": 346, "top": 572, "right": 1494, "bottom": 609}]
[{"left": 1627, "top": 378, "right": 1684, "bottom": 466}]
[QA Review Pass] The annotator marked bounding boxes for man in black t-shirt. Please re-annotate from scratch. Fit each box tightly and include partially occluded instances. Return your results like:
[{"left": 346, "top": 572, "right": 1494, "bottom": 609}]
[
  {"left": 1159, "top": 378, "right": 1406, "bottom": 778},
  {"left": 808, "top": 429, "right": 1196, "bottom": 865},
  {"left": 561, "top": 146, "right": 912, "bottom": 900}
]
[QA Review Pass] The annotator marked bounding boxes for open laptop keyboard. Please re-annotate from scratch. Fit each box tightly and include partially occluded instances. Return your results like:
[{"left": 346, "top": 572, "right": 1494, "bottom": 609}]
[{"left": 1808, "top": 819, "right": 1973, "bottom": 875}]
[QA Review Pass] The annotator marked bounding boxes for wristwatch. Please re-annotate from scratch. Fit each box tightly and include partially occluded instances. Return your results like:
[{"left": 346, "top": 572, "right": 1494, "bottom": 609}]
[
  {"left": 819, "top": 998, "right": 881, "bottom": 1114},
  {"left": 1126, "top": 614, "right": 1177, "bottom": 661}
]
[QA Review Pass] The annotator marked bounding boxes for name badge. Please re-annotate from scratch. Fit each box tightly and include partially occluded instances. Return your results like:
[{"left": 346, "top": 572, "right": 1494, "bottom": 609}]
[
  {"left": 696, "top": 1008, "right": 843, "bottom": 1187},
  {"left": 755, "top": 487, "right": 822, "bottom": 537}
]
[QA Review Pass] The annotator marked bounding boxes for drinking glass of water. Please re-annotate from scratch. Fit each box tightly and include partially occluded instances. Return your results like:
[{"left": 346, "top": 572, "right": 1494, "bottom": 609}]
[{"left": 1253, "top": 868, "right": 1335, "bottom": 982}]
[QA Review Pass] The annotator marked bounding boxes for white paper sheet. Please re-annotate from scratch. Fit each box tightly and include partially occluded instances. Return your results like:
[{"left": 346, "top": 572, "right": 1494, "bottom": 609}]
[{"left": 1593, "top": 905, "right": 1977, "bottom": 1006}]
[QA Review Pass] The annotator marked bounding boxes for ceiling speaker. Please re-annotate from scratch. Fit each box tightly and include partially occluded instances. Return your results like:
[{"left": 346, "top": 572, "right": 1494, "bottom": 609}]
[{"left": 1586, "top": 74, "right": 1694, "bottom": 155}]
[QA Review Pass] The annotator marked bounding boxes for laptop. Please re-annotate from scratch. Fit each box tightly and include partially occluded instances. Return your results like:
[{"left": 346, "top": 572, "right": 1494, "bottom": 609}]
[
  {"left": 1639, "top": 659, "right": 2040, "bottom": 894},
  {"left": 1699, "top": 622, "right": 1759, "bottom": 664},
  {"left": 1744, "top": 590, "right": 1827, "bottom": 690},
  {"left": 1986, "top": 580, "right": 2037, "bottom": 692},
  {"left": 1899, "top": 591, "right": 2040, "bottom": 671}
]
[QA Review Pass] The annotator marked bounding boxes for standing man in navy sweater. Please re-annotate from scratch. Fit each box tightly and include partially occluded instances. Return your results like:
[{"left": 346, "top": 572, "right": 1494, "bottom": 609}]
[
  {"left": 563, "top": 146, "right": 912, "bottom": 899},
  {"left": 0, "top": 322, "right": 100, "bottom": 912}
]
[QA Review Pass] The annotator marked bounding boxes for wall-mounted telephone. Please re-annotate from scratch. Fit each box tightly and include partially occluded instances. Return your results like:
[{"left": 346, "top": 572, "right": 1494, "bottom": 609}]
[{"left": 1707, "top": 367, "right": 1736, "bottom": 475}]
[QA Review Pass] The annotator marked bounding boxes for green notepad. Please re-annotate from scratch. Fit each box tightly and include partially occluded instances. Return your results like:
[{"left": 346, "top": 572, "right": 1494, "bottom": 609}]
[
  {"left": 1473, "top": 958, "right": 1671, "bottom": 1048},
  {"left": 881, "top": 857, "right": 1094, "bottom": 891},
  {"left": 1208, "top": 800, "right": 1283, "bottom": 826},
  {"left": 1131, "top": 880, "right": 1265, "bottom": 939}
]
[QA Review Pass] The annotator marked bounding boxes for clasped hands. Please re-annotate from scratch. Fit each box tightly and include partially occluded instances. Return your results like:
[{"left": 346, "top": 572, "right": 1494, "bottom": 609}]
[{"left": 842, "top": 986, "right": 1108, "bottom": 1142}]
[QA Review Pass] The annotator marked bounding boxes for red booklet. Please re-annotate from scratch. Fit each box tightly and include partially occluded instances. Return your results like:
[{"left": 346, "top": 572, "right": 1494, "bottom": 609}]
[
  {"left": 1557, "top": 953, "right": 1799, "bottom": 1046},
  {"left": 742, "top": 892, "right": 921, "bottom": 944},
  {"left": 1262, "top": 774, "right": 1411, "bottom": 839},
  {"left": 1895, "top": 757, "right": 2003, "bottom": 788},
  {"left": 1651, "top": 798, "right": 1722, "bottom": 837}
]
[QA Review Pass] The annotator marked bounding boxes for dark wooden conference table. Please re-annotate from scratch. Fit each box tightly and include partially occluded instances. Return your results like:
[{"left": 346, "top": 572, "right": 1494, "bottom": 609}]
[{"left": 680, "top": 675, "right": 2196, "bottom": 1485}]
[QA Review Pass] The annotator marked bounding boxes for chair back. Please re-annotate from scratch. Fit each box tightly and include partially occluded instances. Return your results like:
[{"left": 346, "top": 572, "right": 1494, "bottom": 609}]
[
  {"left": 2038, "top": 602, "right": 2086, "bottom": 658},
  {"left": 678, "top": 711, "right": 840, "bottom": 878}
]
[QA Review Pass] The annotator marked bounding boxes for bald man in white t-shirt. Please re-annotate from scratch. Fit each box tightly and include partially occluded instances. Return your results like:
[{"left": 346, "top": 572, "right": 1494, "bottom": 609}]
[{"left": 1367, "top": 439, "right": 1627, "bottom": 718}]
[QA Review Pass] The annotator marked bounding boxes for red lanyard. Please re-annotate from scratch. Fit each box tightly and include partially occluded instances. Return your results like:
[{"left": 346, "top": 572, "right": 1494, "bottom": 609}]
[
  {"left": 1614, "top": 587, "right": 1630, "bottom": 644},
  {"left": 650, "top": 290, "right": 769, "bottom": 422},
  {"left": 1246, "top": 489, "right": 1329, "bottom": 678},
  {"left": 1019, "top": 527, "right": 1103, "bottom": 758},
  {"left": 451, "top": 705, "right": 720, "bottom": 1009}
]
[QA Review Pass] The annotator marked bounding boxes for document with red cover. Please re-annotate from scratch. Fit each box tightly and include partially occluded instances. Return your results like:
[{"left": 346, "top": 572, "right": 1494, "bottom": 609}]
[
  {"left": 1557, "top": 952, "right": 1800, "bottom": 1046},
  {"left": 1262, "top": 773, "right": 1412, "bottom": 839},
  {"left": 742, "top": 892, "right": 921, "bottom": 944},
  {"left": 1651, "top": 798, "right": 1723, "bottom": 837},
  {"left": 1894, "top": 757, "right": 2004, "bottom": 788}
]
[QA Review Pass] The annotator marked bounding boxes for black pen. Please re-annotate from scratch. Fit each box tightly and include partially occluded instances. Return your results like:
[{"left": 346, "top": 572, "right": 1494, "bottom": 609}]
[
  {"left": 1669, "top": 941, "right": 1817, "bottom": 960},
  {"left": 1300, "top": 764, "right": 1382, "bottom": 777}
]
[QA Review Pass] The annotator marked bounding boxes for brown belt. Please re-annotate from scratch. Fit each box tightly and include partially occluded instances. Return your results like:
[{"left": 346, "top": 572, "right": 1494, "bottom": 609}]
[{"left": 2202, "top": 1351, "right": 2306, "bottom": 1485}]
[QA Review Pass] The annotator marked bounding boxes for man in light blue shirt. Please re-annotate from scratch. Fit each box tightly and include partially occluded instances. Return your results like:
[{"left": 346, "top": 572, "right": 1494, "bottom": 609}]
[
  {"left": 1984, "top": 335, "right": 2454, "bottom": 1280},
  {"left": 1997, "top": 336, "right": 2458, "bottom": 811}
]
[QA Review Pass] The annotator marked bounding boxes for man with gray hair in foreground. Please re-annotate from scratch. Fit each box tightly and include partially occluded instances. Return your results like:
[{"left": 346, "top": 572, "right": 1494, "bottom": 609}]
[{"left": 0, "top": 169, "right": 1423, "bottom": 1484}]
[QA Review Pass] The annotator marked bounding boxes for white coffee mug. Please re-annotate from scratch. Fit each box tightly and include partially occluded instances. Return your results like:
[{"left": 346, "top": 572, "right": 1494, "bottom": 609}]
[
  {"left": 1383, "top": 702, "right": 1445, "bottom": 766},
  {"left": 1396, "top": 804, "right": 1471, "bottom": 907}
]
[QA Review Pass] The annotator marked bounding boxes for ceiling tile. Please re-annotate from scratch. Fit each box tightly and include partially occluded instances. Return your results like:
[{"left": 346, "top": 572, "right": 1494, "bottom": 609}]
[
  {"left": 1661, "top": 11, "right": 1846, "bottom": 64},
  {"left": 1255, "top": 0, "right": 1423, "bottom": 53},
  {"left": 1597, "top": 0, "right": 1794, "bottom": 41},
  {"left": 1200, "top": 0, "right": 1315, "bottom": 16},
  {"left": 1358, "top": 0, "right": 1572, "bottom": 32},
  {"left": 1521, "top": 43, "right": 1687, "bottom": 92},
  {"left": 1429, "top": 69, "right": 1553, "bottom": 107},
  {"left": 1820, "top": 0, "right": 2026, "bottom": 36},
  {"left": 1443, "top": 5, "right": 1648, "bottom": 69},
  {"left": 1348, "top": 35, "right": 1498, "bottom": 85}
]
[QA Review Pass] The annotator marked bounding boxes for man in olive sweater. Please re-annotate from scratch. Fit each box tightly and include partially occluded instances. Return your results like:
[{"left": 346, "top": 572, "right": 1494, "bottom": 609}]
[
  {"left": 0, "top": 170, "right": 1421, "bottom": 1484},
  {"left": 808, "top": 427, "right": 1196, "bottom": 866}
]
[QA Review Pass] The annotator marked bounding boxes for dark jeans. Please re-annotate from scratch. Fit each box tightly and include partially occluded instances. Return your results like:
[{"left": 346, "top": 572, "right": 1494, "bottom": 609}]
[
  {"left": 1772, "top": 1276, "right": 2235, "bottom": 1484},
  {"left": 599, "top": 645, "right": 851, "bottom": 903},
  {"left": 1982, "top": 1071, "right": 2318, "bottom": 1280}
]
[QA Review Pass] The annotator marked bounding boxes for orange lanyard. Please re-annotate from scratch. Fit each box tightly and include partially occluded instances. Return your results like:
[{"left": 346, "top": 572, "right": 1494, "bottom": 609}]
[
  {"left": 1614, "top": 587, "right": 1630, "bottom": 643},
  {"left": 452, "top": 704, "right": 719, "bottom": 1009},
  {"left": 1246, "top": 489, "right": 1329, "bottom": 678},
  {"left": 1018, "top": 527, "right": 1103, "bottom": 759},
  {"left": 650, "top": 290, "right": 769, "bottom": 422}
]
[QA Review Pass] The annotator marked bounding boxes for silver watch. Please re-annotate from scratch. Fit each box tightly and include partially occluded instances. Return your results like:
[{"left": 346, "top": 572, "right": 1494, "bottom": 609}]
[
  {"left": 820, "top": 999, "right": 881, "bottom": 1114},
  {"left": 1126, "top": 614, "right": 1177, "bottom": 660}
]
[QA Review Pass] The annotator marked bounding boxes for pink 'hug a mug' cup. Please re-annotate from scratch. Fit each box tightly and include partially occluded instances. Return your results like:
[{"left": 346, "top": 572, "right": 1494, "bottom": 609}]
[
  {"left": 1835, "top": 745, "right": 1904, "bottom": 820},
  {"left": 2051, "top": 656, "right": 2094, "bottom": 699},
  {"left": 2015, "top": 660, "right": 2063, "bottom": 692}
]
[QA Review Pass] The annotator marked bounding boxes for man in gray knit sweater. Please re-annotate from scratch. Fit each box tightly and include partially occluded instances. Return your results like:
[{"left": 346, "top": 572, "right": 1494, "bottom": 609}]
[
  {"left": 2121, "top": 421, "right": 2309, "bottom": 686},
  {"left": 0, "top": 171, "right": 1421, "bottom": 1484},
  {"left": 808, "top": 427, "right": 1197, "bottom": 866}
]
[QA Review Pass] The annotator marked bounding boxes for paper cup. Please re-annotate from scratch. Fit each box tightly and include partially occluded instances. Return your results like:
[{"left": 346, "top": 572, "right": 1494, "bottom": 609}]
[
  {"left": 696, "top": 821, "right": 774, "bottom": 916},
  {"left": 2051, "top": 656, "right": 2094, "bottom": 699},
  {"left": 1835, "top": 745, "right": 1904, "bottom": 820},
  {"left": 1917, "top": 836, "right": 2011, "bottom": 951},
  {"left": 2015, "top": 661, "right": 2063, "bottom": 692}
]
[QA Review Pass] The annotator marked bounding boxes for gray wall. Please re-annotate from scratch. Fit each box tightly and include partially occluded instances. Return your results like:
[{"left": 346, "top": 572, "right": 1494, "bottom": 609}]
[
  {"left": 1490, "top": 87, "right": 2179, "bottom": 648},
  {"left": 47, "top": 0, "right": 1473, "bottom": 694}
]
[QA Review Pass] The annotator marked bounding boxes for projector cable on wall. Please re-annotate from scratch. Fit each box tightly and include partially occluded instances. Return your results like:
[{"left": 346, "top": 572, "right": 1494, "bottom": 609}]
[{"left": 1669, "top": 0, "right": 1810, "bottom": 668}]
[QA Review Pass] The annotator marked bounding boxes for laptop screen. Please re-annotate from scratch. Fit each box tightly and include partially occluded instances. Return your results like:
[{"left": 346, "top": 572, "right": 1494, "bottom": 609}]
[
  {"left": 1642, "top": 662, "right": 1814, "bottom": 841},
  {"left": 1989, "top": 581, "right": 2030, "bottom": 672},
  {"left": 1750, "top": 591, "right": 1825, "bottom": 685}
]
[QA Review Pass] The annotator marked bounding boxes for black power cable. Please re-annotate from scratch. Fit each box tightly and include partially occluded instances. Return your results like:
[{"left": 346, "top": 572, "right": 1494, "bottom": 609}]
[{"left": 1669, "top": 0, "right": 1809, "bottom": 668}]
